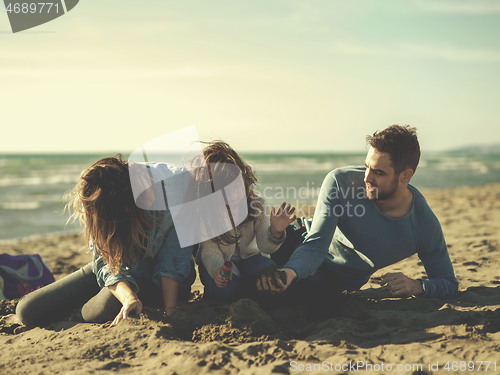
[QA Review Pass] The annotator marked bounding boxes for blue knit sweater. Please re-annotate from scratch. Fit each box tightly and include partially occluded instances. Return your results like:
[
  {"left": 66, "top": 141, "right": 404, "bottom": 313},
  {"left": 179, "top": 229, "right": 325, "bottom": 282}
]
[{"left": 285, "top": 166, "right": 459, "bottom": 299}]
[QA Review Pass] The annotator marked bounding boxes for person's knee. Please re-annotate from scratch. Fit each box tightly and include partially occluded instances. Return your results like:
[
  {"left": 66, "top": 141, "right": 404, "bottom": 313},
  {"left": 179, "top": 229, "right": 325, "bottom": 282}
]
[
  {"left": 206, "top": 279, "right": 240, "bottom": 301},
  {"left": 80, "top": 290, "right": 121, "bottom": 323},
  {"left": 240, "top": 255, "right": 275, "bottom": 278},
  {"left": 16, "top": 293, "right": 42, "bottom": 326}
]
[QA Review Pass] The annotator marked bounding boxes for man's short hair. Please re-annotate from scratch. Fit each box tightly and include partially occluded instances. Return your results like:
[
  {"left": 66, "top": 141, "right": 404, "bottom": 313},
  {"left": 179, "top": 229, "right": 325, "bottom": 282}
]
[{"left": 366, "top": 125, "right": 421, "bottom": 174}]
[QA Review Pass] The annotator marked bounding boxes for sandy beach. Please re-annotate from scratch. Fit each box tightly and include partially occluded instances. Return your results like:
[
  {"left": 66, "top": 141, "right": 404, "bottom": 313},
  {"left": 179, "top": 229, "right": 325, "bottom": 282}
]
[{"left": 1, "top": 183, "right": 499, "bottom": 375}]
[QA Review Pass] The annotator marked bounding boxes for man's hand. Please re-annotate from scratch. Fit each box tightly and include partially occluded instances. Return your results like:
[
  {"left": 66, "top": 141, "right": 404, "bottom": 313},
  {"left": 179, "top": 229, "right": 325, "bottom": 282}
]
[
  {"left": 257, "top": 267, "right": 297, "bottom": 294},
  {"left": 111, "top": 296, "right": 143, "bottom": 326},
  {"left": 381, "top": 272, "right": 423, "bottom": 297},
  {"left": 270, "top": 202, "right": 296, "bottom": 237},
  {"left": 214, "top": 267, "right": 231, "bottom": 288}
]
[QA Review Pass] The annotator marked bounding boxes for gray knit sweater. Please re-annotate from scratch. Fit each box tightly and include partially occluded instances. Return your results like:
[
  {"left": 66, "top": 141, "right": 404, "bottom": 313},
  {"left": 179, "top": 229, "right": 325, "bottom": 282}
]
[{"left": 198, "top": 197, "right": 286, "bottom": 279}]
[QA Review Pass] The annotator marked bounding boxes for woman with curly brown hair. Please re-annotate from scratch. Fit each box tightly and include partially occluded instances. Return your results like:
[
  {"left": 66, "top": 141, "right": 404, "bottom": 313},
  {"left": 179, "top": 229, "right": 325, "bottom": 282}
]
[
  {"left": 195, "top": 141, "right": 296, "bottom": 301},
  {"left": 16, "top": 155, "right": 195, "bottom": 326}
]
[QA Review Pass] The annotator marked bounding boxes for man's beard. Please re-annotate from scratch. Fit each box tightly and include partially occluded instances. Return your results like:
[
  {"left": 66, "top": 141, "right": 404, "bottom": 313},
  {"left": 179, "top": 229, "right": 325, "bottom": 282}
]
[{"left": 366, "top": 177, "right": 399, "bottom": 200}]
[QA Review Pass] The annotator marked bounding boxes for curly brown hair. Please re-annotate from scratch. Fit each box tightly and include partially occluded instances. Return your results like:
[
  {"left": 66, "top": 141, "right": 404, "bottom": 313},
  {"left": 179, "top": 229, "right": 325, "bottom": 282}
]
[
  {"left": 67, "top": 155, "right": 151, "bottom": 275},
  {"left": 193, "top": 141, "right": 262, "bottom": 245},
  {"left": 366, "top": 125, "right": 421, "bottom": 174}
]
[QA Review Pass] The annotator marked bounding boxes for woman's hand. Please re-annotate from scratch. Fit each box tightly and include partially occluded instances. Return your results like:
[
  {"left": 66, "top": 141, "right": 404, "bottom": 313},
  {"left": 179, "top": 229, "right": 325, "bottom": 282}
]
[
  {"left": 111, "top": 296, "right": 143, "bottom": 326},
  {"left": 270, "top": 202, "right": 296, "bottom": 238},
  {"left": 214, "top": 267, "right": 231, "bottom": 288},
  {"left": 108, "top": 280, "right": 143, "bottom": 325}
]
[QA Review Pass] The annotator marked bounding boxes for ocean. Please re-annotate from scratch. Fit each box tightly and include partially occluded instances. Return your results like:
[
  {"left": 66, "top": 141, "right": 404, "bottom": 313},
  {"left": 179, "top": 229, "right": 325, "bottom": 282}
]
[{"left": 1, "top": 151, "right": 499, "bottom": 240}]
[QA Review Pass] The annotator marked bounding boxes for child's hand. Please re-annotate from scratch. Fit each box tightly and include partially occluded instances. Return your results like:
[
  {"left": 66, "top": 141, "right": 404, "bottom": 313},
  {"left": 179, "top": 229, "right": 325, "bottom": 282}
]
[
  {"left": 270, "top": 202, "right": 296, "bottom": 238},
  {"left": 214, "top": 267, "right": 231, "bottom": 288}
]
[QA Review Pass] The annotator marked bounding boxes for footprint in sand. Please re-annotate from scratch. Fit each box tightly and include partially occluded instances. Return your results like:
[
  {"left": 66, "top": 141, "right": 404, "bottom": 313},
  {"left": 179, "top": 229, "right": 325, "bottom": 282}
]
[{"left": 463, "top": 261, "right": 480, "bottom": 267}]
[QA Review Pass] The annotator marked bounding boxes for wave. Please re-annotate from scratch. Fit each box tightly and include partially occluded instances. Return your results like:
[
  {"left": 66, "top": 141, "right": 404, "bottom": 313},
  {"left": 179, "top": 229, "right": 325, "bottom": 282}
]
[
  {"left": 0, "top": 174, "right": 78, "bottom": 187},
  {"left": 2, "top": 202, "right": 41, "bottom": 210}
]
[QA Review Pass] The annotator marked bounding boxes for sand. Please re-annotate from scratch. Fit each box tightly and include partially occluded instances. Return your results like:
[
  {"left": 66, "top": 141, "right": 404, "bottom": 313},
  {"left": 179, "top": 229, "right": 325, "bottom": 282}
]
[{"left": 1, "top": 184, "right": 499, "bottom": 375}]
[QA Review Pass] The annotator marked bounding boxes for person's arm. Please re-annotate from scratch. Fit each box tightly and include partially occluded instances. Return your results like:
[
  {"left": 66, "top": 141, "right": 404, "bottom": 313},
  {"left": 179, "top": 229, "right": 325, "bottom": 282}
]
[
  {"left": 160, "top": 276, "right": 179, "bottom": 316},
  {"left": 283, "top": 170, "right": 343, "bottom": 280},
  {"left": 90, "top": 241, "right": 142, "bottom": 325},
  {"left": 200, "top": 240, "right": 233, "bottom": 288},
  {"left": 254, "top": 200, "right": 295, "bottom": 253},
  {"left": 153, "top": 225, "right": 195, "bottom": 311},
  {"left": 380, "top": 208, "right": 458, "bottom": 299},
  {"left": 108, "top": 280, "right": 143, "bottom": 325},
  {"left": 257, "top": 171, "right": 344, "bottom": 294},
  {"left": 200, "top": 240, "right": 226, "bottom": 279},
  {"left": 413, "top": 211, "right": 458, "bottom": 298},
  {"left": 200, "top": 239, "right": 230, "bottom": 279},
  {"left": 90, "top": 242, "right": 140, "bottom": 293},
  {"left": 417, "top": 226, "right": 459, "bottom": 298}
]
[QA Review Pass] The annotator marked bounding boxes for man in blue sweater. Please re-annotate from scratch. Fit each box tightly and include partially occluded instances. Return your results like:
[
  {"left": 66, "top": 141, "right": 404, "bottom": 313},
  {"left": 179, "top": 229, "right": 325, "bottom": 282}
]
[{"left": 258, "top": 125, "right": 458, "bottom": 299}]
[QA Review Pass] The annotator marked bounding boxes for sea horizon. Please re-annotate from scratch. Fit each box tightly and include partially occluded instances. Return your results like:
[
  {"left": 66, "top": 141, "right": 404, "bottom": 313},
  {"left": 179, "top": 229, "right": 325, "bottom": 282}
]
[{"left": 1, "top": 150, "right": 499, "bottom": 240}]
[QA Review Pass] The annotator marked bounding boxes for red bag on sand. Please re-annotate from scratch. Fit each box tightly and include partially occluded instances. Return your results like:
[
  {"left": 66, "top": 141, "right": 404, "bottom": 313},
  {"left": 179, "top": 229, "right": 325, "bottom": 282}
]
[{"left": 0, "top": 254, "right": 55, "bottom": 299}]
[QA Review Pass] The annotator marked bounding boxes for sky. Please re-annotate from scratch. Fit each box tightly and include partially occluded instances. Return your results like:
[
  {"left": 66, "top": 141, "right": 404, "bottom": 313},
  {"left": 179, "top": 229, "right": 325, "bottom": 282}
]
[{"left": 1, "top": 0, "right": 499, "bottom": 153}]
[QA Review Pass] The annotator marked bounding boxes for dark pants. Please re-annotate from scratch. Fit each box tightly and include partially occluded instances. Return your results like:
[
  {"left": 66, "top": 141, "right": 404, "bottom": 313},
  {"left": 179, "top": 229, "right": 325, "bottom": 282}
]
[
  {"left": 199, "top": 254, "right": 275, "bottom": 301},
  {"left": 272, "top": 221, "right": 343, "bottom": 298},
  {"left": 16, "top": 262, "right": 194, "bottom": 326}
]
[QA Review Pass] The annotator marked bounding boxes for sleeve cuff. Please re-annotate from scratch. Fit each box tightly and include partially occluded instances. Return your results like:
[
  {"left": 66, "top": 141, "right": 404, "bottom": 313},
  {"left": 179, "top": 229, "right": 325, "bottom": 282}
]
[
  {"left": 417, "top": 279, "right": 428, "bottom": 297},
  {"left": 283, "top": 263, "right": 302, "bottom": 281},
  {"left": 104, "top": 275, "right": 140, "bottom": 294},
  {"left": 154, "top": 271, "right": 185, "bottom": 283},
  {"left": 267, "top": 228, "right": 286, "bottom": 244},
  {"left": 154, "top": 258, "right": 194, "bottom": 284}
]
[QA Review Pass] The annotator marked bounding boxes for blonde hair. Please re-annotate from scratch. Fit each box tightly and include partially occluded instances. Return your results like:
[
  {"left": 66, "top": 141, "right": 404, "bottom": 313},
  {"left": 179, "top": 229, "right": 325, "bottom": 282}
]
[{"left": 67, "top": 155, "right": 151, "bottom": 275}]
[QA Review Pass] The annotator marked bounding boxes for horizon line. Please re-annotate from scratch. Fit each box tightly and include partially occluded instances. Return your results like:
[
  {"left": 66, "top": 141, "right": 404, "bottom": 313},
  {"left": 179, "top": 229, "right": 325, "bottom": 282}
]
[{"left": 1, "top": 146, "right": 498, "bottom": 156}]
